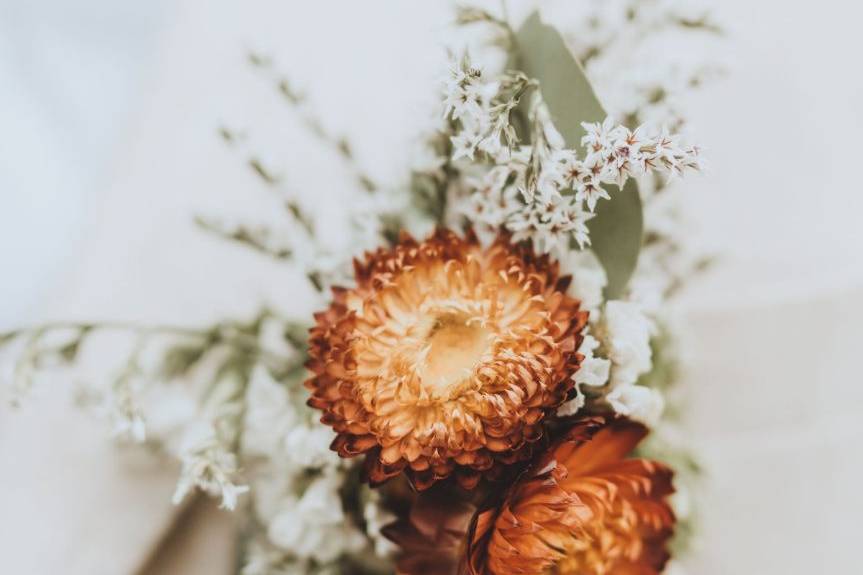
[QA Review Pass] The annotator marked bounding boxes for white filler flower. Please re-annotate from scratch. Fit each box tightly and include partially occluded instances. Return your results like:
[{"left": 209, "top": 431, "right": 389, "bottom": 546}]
[{"left": 604, "top": 300, "right": 655, "bottom": 387}]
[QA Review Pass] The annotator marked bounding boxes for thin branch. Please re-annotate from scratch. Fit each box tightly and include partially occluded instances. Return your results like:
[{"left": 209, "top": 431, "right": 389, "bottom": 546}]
[
  {"left": 1, "top": 316, "right": 296, "bottom": 381},
  {"left": 194, "top": 216, "right": 293, "bottom": 261},
  {"left": 1, "top": 321, "right": 199, "bottom": 340},
  {"left": 247, "top": 52, "right": 379, "bottom": 194},
  {"left": 215, "top": 127, "right": 318, "bottom": 238},
  {"left": 248, "top": 158, "right": 282, "bottom": 185},
  {"left": 455, "top": 4, "right": 518, "bottom": 52}
]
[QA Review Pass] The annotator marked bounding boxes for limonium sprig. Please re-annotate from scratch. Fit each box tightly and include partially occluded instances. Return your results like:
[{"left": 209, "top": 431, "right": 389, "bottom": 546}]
[
  {"left": 444, "top": 55, "right": 702, "bottom": 255},
  {"left": 172, "top": 424, "right": 249, "bottom": 510}
]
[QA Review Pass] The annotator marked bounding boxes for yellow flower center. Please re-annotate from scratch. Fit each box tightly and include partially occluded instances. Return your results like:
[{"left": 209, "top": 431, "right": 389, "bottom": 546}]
[
  {"left": 306, "top": 230, "right": 590, "bottom": 489},
  {"left": 548, "top": 502, "right": 644, "bottom": 575},
  {"left": 418, "top": 313, "right": 492, "bottom": 395}
]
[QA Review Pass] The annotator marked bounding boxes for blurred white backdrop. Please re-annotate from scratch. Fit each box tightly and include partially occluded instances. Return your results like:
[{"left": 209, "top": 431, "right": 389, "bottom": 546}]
[
  {"left": 0, "top": 0, "right": 171, "bottom": 326},
  {"left": 3, "top": 0, "right": 863, "bottom": 328},
  {"left": 2, "top": 0, "right": 862, "bottom": 573}
]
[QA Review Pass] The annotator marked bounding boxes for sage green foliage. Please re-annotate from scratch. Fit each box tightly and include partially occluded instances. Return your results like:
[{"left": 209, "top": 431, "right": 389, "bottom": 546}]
[{"left": 515, "top": 12, "right": 644, "bottom": 300}]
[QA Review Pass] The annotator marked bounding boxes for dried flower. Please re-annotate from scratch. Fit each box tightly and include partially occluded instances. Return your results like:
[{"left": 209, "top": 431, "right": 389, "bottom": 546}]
[
  {"left": 443, "top": 56, "right": 486, "bottom": 124},
  {"left": 266, "top": 471, "right": 366, "bottom": 562},
  {"left": 604, "top": 300, "right": 655, "bottom": 387},
  {"left": 466, "top": 417, "right": 675, "bottom": 575},
  {"left": 172, "top": 423, "right": 249, "bottom": 510},
  {"left": 560, "top": 248, "right": 607, "bottom": 319},
  {"left": 306, "top": 229, "right": 588, "bottom": 490},
  {"left": 443, "top": 54, "right": 701, "bottom": 254},
  {"left": 607, "top": 384, "right": 666, "bottom": 426}
]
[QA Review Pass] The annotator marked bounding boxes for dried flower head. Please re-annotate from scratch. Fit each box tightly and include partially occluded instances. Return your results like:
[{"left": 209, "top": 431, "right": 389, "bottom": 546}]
[
  {"left": 466, "top": 417, "right": 675, "bottom": 575},
  {"left": 305, "top": 229, "right": 588, "bottom": 490}
]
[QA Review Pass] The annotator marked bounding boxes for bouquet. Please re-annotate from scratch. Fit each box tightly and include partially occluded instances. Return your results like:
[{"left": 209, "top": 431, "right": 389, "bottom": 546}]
[{"left": 1, "top": 3, "right": 720, "bottom": 573}]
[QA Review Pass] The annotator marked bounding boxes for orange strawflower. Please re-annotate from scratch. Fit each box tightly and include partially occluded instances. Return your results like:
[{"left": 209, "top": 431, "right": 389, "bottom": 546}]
[
  {"left": 466, "top": 417, "right": 676, "bottom": 575},
  {"left": 305, "top": 229, "right": 588, "bottom": 490}
]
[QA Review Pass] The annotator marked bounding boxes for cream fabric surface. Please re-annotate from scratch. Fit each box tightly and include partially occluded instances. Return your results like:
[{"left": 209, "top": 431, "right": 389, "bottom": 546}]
[
  {"left": 0, "top": 393, "right": 186, "bottom": 574},
  {"left": 0, "top": 397, "right": 236, "bottom": 575},
  {"left": 681, "top": 287, "right": 863, "bottom": 573},
  {"left": 2, "top": 0, "right": 862, "bottom": 573},
  {"left": 138, "top": 498, "right": 236, "bottom": 575}
]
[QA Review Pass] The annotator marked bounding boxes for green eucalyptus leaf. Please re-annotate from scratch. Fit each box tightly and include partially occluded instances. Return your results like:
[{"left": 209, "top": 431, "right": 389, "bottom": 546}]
[
  {"left": 588, "top": 178, "right": 642, "bottom": 300},
  {"left": 515, "top": 11, "right": 643, "bottom": 300}
]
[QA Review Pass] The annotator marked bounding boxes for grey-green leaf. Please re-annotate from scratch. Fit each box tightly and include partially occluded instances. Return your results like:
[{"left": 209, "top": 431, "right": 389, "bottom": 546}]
[{"left": 515, "top": 11, "right": 643, "bottom": 299}]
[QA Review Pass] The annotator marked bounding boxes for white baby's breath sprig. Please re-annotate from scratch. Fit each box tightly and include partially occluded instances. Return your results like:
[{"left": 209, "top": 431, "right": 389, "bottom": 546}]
[
  {"left": 579, "top": 119, "right": 702, "bottom": 191},
  {"left": 105, "top": 338, "right": 149, "bottom": 443},
  {"left": 557, "top": 331, "right": 612, "bottom": 417},
  {"left": 443, "top": 55, "right": 486, "bottom": 125},
  {"left": 606, "top": 383, "right": 665, "bottom": 426},
  {"left": 444, "top": 54, "right": 537, "bottom": 161},
  {"left": 363, "top": 490, "right": 398, "bottom": 557},
  {"left": 172, "top": 422, "right": 249, "bottom": 510},
  {"left": 604, "top": 300, "right": 656, "bottom": 387}
]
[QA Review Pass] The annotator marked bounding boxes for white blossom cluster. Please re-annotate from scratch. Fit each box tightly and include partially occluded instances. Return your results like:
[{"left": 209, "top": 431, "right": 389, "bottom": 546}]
[
  {"left": 238, "top": 365, "right": 389, "bottom": 573},
  {"left": 556, "top": 251, "right": 665, "bottom": 425},
  {"left": 172, "top": 422, "right": 249, "bottom": 510},
  {"left": 443, "top": 57, "right": 701, "bottom": 255},
  {"left": 63, "top": 321, "right": 392, "bottom": 571},
  {"left": 444, "top": 57, "right": 524, "bottom": 161}
]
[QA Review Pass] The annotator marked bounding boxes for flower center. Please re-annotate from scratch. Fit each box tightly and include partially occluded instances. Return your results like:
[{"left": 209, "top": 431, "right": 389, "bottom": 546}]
[
  {"left": 548, "top": 520, "right": 633, "bottom": 575},
  {"left": 417, "top": 314, "right": 491, "bottom": 395}
]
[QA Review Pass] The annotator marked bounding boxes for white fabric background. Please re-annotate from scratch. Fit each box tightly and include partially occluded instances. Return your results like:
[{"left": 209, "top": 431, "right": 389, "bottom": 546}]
[{"left": 1, "top": 0, "right": 861, "bottom": 573}]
